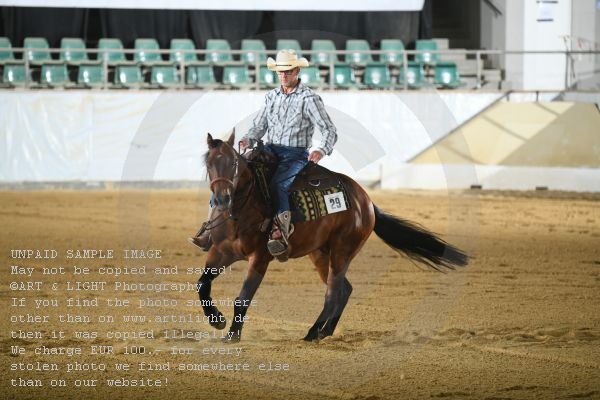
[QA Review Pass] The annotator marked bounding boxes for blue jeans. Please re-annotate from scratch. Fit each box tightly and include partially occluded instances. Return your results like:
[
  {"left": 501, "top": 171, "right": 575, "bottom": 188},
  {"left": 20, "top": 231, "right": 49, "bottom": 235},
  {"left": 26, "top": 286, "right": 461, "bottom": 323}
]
[
  {"left": 209, "top": 144, "right": 308, "bottom": 214},
  {"left": 264, "top": 144, "right": 308, "bottom": 214}
]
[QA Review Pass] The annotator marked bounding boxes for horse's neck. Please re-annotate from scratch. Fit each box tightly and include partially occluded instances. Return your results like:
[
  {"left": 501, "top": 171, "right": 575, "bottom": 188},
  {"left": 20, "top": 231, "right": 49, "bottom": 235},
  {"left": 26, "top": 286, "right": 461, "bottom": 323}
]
[{"left": 233, "top": 159, "right": 270, "bottom": 220}]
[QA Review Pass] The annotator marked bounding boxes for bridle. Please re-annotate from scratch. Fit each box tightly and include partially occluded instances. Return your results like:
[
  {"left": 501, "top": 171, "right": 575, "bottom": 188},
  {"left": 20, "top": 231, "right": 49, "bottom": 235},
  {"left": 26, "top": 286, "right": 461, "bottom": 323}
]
[
  {"left": 209, "top": 147, "right": 240, "bottom": 192},
  {"left": 205, "top": 146, "right": 255, "bottom": 230},
  {"left": 209, "top": 176, "right": 234, "bottom": 192}
]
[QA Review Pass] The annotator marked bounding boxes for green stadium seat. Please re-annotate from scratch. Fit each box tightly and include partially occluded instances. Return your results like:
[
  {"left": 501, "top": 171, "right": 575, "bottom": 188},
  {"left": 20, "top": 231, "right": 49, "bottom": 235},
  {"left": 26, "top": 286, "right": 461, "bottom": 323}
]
[
  {"left": 77, "top": 63, "right": 104, "bottom": 87},
  {"left": 98, "top": 38, "right": 127, "bottom": 64},
  {"left": 134, "top": 38, "right": 162, "bottom": 64},
  {"left": 60, "top": 38, "right": 88, "bottom": 63},
  {"left": 415, "top": 40, "right": 439, "bottom": 64},
  {"left": 114, "top": 65, "right": 144, "bottom": 88},
  {"left": 241, "top": 39, "right": 267, "bottom": 65},
  {"left": 2, "top": 62, "right": 28, "bottom": 86},
  {"left": 258, "top": 68, "right": 277, "bottom": 88},
  {"left": 0, "top": 37, "right": 15, "bottom": 62},
  {"left": 170, "top": 39, "right": 198, "bottom": 63},
  {"left": 434, "top": 62, "right": 463, "bottom": 88},
  {"left": 151, "top": 65, "right": 180, "bottom": 87},
  {"left": 310, "top": 40, "right": 337, "bottom": 65},
  {"left": 24, "top": 37, "right": 52, "bottom": 64},
  {"left": 206, "top": 39, "right": 234, "bottom": 64},
  {"left": 276, "top": 39, "right": 302, "bottom": 57},
  {"left": 345, "top": 40, "right": 373, "bottom": 65},
  {"left": 299, "top": 66, "right": 321, "bottom": 88},
  {"left": 222, "top": 66, "right": 252, "bottom": 88},
  {"left": 41, "top": 64, "right": 69, "bottom": 87},
  {"left": 187, "top": 65, "right": 217, "bottom": 88},
  {"left": 399, "top": 61, "right": 426, "bottom": 89},
  {"left": 380, "top": 39, "right": 405, "bottom": 65},
  {"left": 332, "top": 63, "right": 356, "bottom": 88},
  {"left": 363, "top": 63, "right": 391, "bottom": 89}
]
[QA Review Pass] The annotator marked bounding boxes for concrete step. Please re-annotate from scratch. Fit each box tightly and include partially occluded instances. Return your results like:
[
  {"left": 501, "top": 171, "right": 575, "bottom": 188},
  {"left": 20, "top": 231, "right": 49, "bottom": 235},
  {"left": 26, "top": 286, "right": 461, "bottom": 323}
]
[
  {"left": 441, "top": 49, "right": 467, "bottom": 61},
  {"left": 483, "top": 69, "right": 502, "bottom": 81},
  {"left": 454, "top": 59, "right": 484, "bottom": 75},
  {"left": 432, "top": 38, "right": 449, "bottom": 49}
]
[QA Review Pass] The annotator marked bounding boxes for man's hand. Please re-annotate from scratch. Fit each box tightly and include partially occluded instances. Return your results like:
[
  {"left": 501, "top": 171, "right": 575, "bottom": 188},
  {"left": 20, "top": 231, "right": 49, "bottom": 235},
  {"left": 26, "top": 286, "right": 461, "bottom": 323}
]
[
  {"left": 308, "top": 150, "right": 324, "bottom": 163},
  {"left": 239, "top": 138, "right": 250, "bottom": 152}
]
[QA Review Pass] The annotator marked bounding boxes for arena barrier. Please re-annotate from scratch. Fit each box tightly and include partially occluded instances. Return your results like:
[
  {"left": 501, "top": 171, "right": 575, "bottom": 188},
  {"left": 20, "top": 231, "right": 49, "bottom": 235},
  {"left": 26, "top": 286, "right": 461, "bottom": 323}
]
[
  {"left": 2, "top": 90, "right": 598, "bottom": 191},
  {"left": 0, "top": 90, "right": 502, "bottom": 183}
]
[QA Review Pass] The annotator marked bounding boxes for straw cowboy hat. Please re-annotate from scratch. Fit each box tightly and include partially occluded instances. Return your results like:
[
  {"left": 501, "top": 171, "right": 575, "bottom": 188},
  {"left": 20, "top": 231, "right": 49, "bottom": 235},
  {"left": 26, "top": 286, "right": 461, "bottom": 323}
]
[{"left": 267, "top": 49, "right": 309, "bottom": 72}]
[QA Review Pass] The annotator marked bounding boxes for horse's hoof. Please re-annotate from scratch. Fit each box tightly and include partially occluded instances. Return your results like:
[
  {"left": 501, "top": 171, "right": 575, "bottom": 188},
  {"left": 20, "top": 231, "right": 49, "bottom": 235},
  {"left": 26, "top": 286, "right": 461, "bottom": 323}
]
[
  {"left": 317, "top": 330, "right": 331, "bottom": 341},
  {"left": 213, "top": 320, "right": 227, "bottom": 330},
  {"left": 303, "top": 331, "right": 319, "bottom": 342},
  {"left": 210, "top": 312, "right": 226, "bottom": 330},
  {"left": 224, "top": 330, "right": 241, "bottom": 343}
]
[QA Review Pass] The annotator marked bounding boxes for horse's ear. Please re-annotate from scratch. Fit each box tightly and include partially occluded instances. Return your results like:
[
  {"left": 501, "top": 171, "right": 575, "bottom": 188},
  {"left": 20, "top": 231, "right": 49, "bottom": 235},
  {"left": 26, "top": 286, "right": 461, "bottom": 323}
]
[
  {"left": 207, "top": 133, "right": 214, "bottom": 148},
  {"left": 227, "top": 128, "right": 235, "bottom": 147}
]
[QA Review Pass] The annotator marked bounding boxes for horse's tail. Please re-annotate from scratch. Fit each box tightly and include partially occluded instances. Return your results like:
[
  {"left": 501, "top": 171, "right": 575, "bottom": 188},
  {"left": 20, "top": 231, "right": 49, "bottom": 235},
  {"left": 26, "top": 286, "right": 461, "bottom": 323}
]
[{"left": 373, "top": 205, "right": 468, "bottom": 272}]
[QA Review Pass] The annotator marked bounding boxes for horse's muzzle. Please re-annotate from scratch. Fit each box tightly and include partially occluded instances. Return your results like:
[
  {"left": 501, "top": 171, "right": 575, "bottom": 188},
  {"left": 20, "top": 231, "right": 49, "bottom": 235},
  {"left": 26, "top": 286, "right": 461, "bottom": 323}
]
[{"left": 214, "top": 193, "right": 232, "bottom": 211}]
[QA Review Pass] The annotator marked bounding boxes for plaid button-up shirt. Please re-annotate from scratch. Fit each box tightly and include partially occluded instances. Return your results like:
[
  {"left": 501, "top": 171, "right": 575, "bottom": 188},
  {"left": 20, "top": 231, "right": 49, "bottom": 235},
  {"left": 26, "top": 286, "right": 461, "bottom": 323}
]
[{"left": 244, "top": 82, "right": 338, "bottom": 155}]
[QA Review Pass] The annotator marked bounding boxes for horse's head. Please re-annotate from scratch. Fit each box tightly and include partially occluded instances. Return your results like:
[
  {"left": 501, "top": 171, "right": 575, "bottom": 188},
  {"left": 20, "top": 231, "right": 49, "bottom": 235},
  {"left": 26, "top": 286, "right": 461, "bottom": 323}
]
[{"left": 206, "top": 131, "right": 239, "bottom": 212}]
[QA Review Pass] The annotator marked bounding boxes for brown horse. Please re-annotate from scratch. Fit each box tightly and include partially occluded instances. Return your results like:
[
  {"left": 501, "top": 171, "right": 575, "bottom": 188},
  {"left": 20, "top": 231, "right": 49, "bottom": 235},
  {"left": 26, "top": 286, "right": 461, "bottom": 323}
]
[{"left": 197, "top": 132, "right": 467, "bottom": 342}]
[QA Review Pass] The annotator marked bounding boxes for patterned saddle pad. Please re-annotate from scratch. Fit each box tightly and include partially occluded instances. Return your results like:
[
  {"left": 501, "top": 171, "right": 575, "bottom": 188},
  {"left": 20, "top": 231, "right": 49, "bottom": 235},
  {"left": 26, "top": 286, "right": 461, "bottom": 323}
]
[
  {"left": 248, "top": 159, "right": 351, "bottom": 223},
  {"left": 289, "top": 181, "right": 351, "bottom": 223},
  {"left": 289, "top": 163, "right": 351, "bottom": 222}
]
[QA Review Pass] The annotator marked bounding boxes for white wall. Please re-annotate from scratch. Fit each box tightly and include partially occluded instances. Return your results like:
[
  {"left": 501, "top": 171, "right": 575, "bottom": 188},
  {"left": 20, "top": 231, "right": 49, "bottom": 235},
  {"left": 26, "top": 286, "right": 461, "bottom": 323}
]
[
  {"left": 0, "top": 90, "right": 502, "bottom": 183},
  {"left": 382, "top": 164, "right": 600, "bottom": 192},
  {"left": 481, "top": 0, "right": 586, "bottom": 90},
  {"left": 504, "top": 0, "right": 526, "bottom": 89},
  {"left": 2, "top": 90, "right": 597, "bottom": 191},
  {"left": 598, "top": 3, "right": 600, "bottom": 79},
  {"left": 523, "top": 0, "right": 572, "bottom": 90},
  {"left": 480, "top": 0, "right": 506, "bottom": 70},
  {"left": 570, "top": 0, "right": 599, "bottom": 88}
]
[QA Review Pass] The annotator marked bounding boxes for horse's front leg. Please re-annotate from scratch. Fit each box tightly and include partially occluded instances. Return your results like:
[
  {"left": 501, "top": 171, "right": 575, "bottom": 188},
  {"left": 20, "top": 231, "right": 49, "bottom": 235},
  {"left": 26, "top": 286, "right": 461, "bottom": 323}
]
[
  {"left": 226, "top": 253, "right": 270, "bottom": 342},
  {"left": 197, "top": 249, "right": 234, "bottom": 330}
]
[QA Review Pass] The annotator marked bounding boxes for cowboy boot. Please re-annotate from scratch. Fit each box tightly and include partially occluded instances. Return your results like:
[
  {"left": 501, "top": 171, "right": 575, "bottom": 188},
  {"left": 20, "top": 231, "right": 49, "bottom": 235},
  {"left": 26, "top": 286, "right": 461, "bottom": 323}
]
[
  {"left": 188, "top": 206, "right": 215, "bottom": 251},
  {"left": 267, "top": 211, "right": 294, "bottom": 259}
]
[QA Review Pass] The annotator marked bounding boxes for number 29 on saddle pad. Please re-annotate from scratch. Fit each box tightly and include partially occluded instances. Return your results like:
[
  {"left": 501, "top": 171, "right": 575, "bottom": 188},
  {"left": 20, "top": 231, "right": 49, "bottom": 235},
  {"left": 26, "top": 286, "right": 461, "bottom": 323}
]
[{"left": 324, "top": 192, "right": 347, "bottom": 214}]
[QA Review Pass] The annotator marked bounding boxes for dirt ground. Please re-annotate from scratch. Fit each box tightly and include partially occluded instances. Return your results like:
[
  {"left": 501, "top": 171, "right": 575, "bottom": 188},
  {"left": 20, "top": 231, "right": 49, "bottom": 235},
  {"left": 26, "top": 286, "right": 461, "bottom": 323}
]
[{"left": 1, "top": 189, "right": 599, "bottom": 400}]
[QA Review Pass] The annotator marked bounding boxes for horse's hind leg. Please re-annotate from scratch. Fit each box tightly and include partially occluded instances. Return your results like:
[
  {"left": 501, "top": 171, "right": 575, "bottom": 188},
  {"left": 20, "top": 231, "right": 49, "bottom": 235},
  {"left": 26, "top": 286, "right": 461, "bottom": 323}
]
[
  {"left": 197, "top": 250, "right": 233, "bottom": 330},
  {"left": 303, "top": 273, "right": 352, "bottom": 341},
  {"left": 303, "top": 249, "right": 331, "bottom": 340},
  {"left": 309, "top": 248, "right": 330, "bottom": 284},
  {"left": 316, "top": 277, "right": 352, "bottom": 339},
  {"left": 304, "top": 248, "right": 353, "bottom": 341}
]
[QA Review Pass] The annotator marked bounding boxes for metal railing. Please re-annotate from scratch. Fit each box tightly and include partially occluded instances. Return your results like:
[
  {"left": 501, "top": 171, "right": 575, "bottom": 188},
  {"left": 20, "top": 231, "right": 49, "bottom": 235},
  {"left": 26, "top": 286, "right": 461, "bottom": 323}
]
[{"left": 2, "top": 47, "right": 598, "bottom": 90}]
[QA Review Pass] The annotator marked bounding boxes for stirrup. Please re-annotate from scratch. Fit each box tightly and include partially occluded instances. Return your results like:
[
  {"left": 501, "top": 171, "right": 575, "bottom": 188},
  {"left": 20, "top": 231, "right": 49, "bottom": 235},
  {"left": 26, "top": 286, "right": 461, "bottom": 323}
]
[
  {"left": 269, "top": 223, "right": 294, "bottom": 241},
  {"left": 267, "top": 223, "right": 293, "bottom": 261},
  {"left": 267, "top": 239, "right": 288, "bottom": 257},
  {"left": 189, "top": 221, "right": 212, "bottom": 251},
  {"left": 195, "top": 221, "right": 210, "bottom": 237}
]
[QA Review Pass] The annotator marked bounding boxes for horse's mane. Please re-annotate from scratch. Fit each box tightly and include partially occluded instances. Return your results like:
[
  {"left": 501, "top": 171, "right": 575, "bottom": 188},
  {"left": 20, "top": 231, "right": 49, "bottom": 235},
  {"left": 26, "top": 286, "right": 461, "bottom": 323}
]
[{"left": 244, "top": 147, "right": 277, "bottom": 166}]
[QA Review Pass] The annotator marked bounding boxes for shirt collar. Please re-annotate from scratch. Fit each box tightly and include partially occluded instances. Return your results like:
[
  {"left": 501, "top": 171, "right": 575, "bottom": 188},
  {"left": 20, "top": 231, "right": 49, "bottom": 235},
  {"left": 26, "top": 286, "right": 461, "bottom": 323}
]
[{"left": 276, "top": 80, "right": 306, "bottom": 95}]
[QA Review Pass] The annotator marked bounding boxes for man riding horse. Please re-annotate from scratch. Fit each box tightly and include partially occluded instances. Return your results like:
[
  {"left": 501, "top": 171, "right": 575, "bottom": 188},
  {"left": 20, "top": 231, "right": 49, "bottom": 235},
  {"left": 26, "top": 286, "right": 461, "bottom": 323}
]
[{"left": 190, "top": 49, "right": 338, "bottom": 259}]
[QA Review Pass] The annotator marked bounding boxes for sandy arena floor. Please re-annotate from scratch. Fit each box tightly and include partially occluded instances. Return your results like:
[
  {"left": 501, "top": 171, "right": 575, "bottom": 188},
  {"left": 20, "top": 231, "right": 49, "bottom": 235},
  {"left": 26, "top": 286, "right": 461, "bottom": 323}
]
[{"left": 1, "top": 189, "right": 599, "bottom": 399}]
